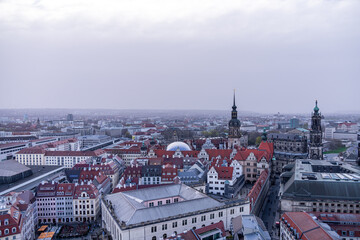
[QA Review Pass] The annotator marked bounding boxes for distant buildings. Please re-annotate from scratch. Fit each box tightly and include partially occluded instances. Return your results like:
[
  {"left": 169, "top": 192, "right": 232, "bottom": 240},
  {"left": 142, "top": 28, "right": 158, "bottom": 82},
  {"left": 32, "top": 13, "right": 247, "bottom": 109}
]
[
  {"left": 0, "top": 142, "right": 28, "bottom": 161},
  {"left": 15, "top": 149, "right": 105, "bottom": 168},
  {"left": 78, "top": 135, "right": 112, "bottom": 149},
  {"left": 268, "top": 133, "right": 307, "bottom": 173},
  {"left": 289, "top": 117, "right": 300, "bottom": 129}
]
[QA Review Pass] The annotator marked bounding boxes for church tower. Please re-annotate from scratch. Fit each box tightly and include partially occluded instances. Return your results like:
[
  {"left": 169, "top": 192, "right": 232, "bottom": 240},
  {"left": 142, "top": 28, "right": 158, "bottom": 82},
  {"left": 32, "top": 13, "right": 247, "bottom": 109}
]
[
  {"left": 308, "top": 100, "right": 323, "bottom": 159},
  {"left": 228, "top": 91, "right": 241, "bottom": 149}
]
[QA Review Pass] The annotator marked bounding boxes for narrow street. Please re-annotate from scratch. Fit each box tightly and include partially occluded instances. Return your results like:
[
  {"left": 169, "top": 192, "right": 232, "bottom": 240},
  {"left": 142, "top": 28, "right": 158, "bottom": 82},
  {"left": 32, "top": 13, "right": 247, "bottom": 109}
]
[{"left": 260, "top": 178, "right": 280, "bottom": 239}]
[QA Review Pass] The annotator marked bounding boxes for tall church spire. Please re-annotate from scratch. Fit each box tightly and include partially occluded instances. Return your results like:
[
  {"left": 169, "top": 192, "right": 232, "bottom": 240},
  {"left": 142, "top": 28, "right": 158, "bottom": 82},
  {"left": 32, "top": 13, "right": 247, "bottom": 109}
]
[
  {"left": 309, "top": 100, "right": 323, "bottom": 160},
  {"left": 231, "top": 89, "right": 238, "bottom": 119},
  {"left": 233, "top": 89, "right": 236, "bottom": 110},
  {"left": 228, "top": 90, "right": 241, "bottom": 149}
]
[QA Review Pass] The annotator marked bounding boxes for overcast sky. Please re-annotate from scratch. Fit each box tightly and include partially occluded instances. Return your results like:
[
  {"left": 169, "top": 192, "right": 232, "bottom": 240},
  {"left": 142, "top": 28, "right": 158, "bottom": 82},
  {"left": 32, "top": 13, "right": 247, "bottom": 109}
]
[{"left": 0, "top": 0, "right": 359, "bottom": 114}]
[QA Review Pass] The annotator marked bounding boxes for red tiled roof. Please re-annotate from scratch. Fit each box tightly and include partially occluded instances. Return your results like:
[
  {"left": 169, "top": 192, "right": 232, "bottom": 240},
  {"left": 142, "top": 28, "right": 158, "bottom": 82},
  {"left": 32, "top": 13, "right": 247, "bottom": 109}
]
[
  {"left": 154, "top": 149, "right": 199, "bottom": 157},
  {"left": 16, "top": 148, "right": 45, "bottom": 154},
  {"left": 56, "top": 183, "right": 75, "bottom": 196},
  {"left": 166, "top": 221, "right": 225, "bottom": 240},
  {"left": 214, "top": 166, "right": 233, "bottom": 180},
  {"left": 338, "top": 122, "right": 357, "bottom": 127},
  {"left": 73, "top": 183, "right": 99, "bottom": 199},
  {"left": 44, "top": 151, "right": 97, "bottom": 157},
  {"left": 258, "top": 141, "right": 274, "bottom": 159},
  {"left": 206, "top": 149, "right": 232, "bottom": 160},
  {"left": 247, "top": 170, "right": 268, "bottom": 207},
  {"left": 282, "top": 212, "right": 334, "bottom": 240}
]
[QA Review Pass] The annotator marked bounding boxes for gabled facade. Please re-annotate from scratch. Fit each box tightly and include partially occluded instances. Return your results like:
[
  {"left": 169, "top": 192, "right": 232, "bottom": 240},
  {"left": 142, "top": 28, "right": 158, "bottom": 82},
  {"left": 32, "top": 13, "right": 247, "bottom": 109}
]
[{"left": 207, "top": 166, "right": 244, "bottom": 198}]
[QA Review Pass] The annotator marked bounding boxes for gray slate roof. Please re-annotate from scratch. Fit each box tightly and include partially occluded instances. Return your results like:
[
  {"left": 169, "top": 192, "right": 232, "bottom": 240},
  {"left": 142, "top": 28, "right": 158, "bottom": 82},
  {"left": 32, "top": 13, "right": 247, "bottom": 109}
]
[
  {"left": 105, "top": 184, "right": 224, "bottom": 225},
  {"left": 0, "top": 160, "right": 31, "bottom": 177}
]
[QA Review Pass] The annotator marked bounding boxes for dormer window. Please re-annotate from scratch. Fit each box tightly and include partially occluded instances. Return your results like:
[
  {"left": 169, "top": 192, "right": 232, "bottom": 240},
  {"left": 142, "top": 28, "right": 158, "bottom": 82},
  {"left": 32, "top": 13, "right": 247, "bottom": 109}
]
[
  {"left": 12, "top": 227, "right": 16, "bottom": 233},
  {"left": 4, "top": 219, "right": 8, "bottom": 225}
]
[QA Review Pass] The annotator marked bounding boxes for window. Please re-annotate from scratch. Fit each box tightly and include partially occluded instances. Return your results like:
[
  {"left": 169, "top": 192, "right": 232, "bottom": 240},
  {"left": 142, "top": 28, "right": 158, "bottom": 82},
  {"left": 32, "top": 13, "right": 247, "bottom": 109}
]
[
  {"left": 239, "top": 207, "right": 244, "bottom": 212},
  {"left": 149, "top": 202, "right": 154, "bottom": 207},
  {"left": 182, "top": 219, "right": 187, "bottom": 226},
  {"left": 158, "top": 201, "right": 162, "bottom": 206},
  {"left": 166, "top": 200, "right": 171, "bottom": 204},
  {"left": 230, "top": 209, "right": 235, "bottom": 214},
  {"left": 162, "top": 224, "right": 167, "bottom": 230},
  {"left": 151, "top": 226, "right": 157, "bottom": 233},
  {"left": 201, "top": 215, "right": 206, "bottom": 221},
  {"left": 210, "top": 213, "right": 214, "bottom": 219},
  {"left": 192, "top": 217, "right": 197, "bottom": 224},
  {"left": 174, "top": 198, "right": 179, "bottom": 203},
  {"left": 12, "top": 227, "right": 16, "bottom": 233},
  {"left": 172, "top": 222, "right": 177, "bottom": 228},
  {"left": 218, "top": 211, "right": 223, "bottom": 217},
  {"left": 5, "top": 229, "right": 9, "bottom": 234}
]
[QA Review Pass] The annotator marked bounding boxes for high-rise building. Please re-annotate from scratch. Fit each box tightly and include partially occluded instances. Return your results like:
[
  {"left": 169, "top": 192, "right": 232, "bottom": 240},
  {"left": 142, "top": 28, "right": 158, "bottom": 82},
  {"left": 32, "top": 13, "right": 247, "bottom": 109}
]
[
  {"left": 308, "top": 100, "right": 323, "bottom": 160},
  {"left": 66, "top": 114, "right": 74, "bottom": 121}
]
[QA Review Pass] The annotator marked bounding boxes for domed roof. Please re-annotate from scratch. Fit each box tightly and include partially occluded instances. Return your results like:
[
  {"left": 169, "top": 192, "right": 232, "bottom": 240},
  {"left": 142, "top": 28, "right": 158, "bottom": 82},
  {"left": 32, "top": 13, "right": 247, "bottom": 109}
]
[{"left": 166, "top": 141, "right": 191, "bottom": 151}]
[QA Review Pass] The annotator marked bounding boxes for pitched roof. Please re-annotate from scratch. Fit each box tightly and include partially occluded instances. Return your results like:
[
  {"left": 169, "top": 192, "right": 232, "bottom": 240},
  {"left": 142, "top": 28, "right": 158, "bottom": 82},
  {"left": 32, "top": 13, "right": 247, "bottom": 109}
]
[
  {"left": 44, "top": 151, "right": 97, "bottom": 157},
  {"left": 247, "top": 170, "right": 268, "bottom": 207},
  {"left": 206, "top": 149, "right": 232, "bottom": 159},
  {"left": 214, "top": 166, "right": 233, "bottom": 180},
  {"left": 16, "top": 148, "right": 45, "bottom": 154},
  {"left": 282, "top": 212, "right": 334, "bottom": 240}
]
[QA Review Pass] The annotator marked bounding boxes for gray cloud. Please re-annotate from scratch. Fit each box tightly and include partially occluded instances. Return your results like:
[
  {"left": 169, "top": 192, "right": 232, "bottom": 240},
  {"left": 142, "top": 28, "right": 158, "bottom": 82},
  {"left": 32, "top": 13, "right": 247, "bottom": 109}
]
[{"left": 0, "top": 0, "right": 359, "bottom": 113}]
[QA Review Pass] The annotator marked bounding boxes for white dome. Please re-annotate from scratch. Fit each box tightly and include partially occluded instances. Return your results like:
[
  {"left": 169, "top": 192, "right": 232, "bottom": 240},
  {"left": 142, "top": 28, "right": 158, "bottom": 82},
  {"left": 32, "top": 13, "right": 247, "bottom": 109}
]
[{"left": 166, "top": 141, "right": 191, "bottom": 151}]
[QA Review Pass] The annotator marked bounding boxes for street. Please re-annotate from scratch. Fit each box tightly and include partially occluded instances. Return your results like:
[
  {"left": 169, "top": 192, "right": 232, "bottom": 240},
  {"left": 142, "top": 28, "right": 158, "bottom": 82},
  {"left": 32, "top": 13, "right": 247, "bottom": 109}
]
[{"left": 260, "top": 178, "right": 280, "bottom": 239}]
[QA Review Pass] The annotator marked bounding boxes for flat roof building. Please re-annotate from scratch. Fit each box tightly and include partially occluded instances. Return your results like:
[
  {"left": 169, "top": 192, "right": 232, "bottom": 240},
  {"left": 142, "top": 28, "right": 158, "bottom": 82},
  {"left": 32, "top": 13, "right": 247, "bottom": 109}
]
[{"left": 280, "top": 159, "right": 360, "bottom": 214}]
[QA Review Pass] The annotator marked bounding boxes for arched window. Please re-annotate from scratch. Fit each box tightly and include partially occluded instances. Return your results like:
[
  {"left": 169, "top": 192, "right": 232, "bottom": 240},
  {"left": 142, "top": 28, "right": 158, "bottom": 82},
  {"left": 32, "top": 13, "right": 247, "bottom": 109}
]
[
  {"left": 5, "top": 229, "right": 9, "bottom": 235},
  {"left": 152, "top": 237, "right": 156, "bottom": 240},
  {"left": 12, "top": 227, "right": 16, "bottom": 233},
  {"left": 163, "top": 234, "right": 167, "bottom": 239}
]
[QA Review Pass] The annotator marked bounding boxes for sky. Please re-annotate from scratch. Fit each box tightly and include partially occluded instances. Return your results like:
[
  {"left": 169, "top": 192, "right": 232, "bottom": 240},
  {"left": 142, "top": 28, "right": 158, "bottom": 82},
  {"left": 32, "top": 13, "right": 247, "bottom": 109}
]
[{"left": 0, "top": 0, "right": 359, "bottom": 114}]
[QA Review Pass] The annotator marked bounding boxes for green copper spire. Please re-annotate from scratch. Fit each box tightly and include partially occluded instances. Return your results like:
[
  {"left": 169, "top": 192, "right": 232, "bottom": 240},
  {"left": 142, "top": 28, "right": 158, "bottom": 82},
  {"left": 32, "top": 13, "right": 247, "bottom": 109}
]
[
  {"left": 261, "top": 128, "right": 267, "bottom": 141},
  {"left": 314, "top": 100, "right": 319, "bottom": 113}
]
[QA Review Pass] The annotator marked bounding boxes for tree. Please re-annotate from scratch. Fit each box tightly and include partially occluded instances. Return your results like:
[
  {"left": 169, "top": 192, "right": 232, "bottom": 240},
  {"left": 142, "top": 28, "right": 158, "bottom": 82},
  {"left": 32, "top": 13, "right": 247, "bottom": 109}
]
[
  {"left": 248, "top": 132, "right": 262, "bottom": 145},
  {"left": 124, "top": 130, "right": 132, "bottom": 139},
  {"left": 255, "top": 136, "right": 262, "bottom": 146}
]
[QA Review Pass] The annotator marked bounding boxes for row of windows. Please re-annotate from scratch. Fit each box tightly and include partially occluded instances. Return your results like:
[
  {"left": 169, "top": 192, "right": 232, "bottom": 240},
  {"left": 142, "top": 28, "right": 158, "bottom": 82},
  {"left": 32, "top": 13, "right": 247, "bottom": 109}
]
[
  {"left": 0, "top": 227, "right": 17, "bottom": 236},
  {"left": 75, "top": 210, "right": 95, "bottom": 215},
  {"left": 148, "top": 198, "right": 178, "bottom": 207},
  {"left": 208, "top": 181, "right": 225, "bottom": 185},
  {"left": 38, "top": 213, "right": 56, "bottom": 216},
  {"left": 149, "top": 208, "right": 245, "bottom": 233},
  {"left": 311, "top": 208, "right": 360, "bottom": 214},
  {"left": 208, "top": 187, "right": 225, "bottom": 190},
  {"left": 312, "top": 202, "right": 359, "bottom": 208}
]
